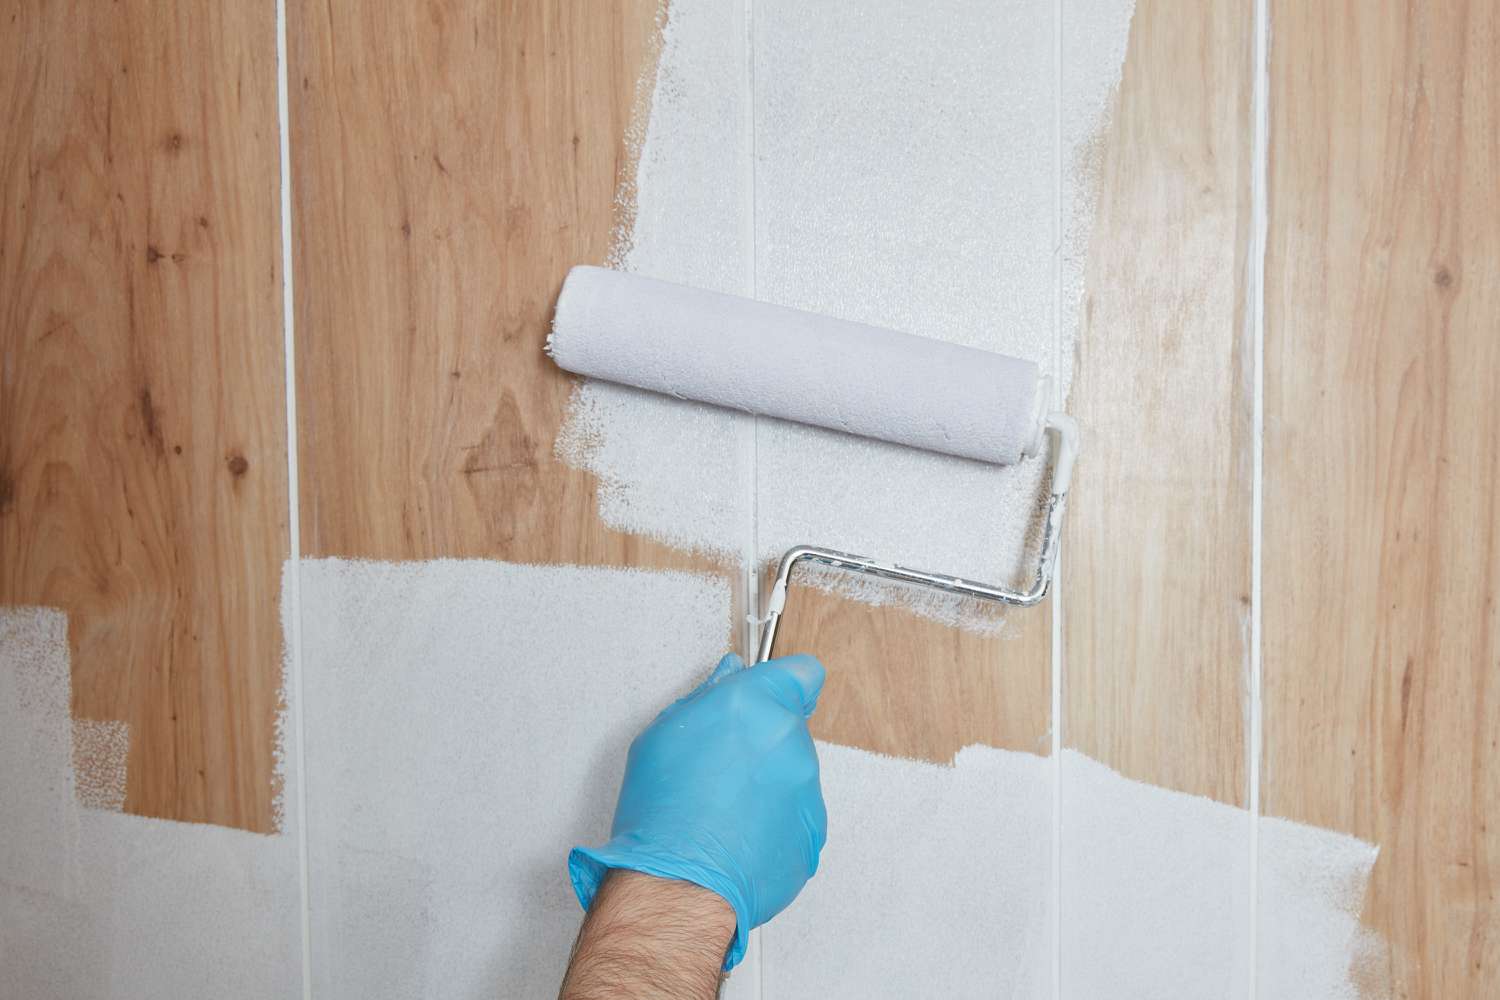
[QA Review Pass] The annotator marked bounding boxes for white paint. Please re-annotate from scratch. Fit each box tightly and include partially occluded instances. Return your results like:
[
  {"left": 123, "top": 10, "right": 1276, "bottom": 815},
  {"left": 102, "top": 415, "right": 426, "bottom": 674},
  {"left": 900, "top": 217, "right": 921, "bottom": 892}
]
[
  {"left": 285, "top": 561, "right": 1376, "bottom": 998},
  {"left": 293, "top": 559, "right": 734, "bottom": 997},
  {"left": 0, "top": 608, "right": 303, "bottom": 1000},
  {"left": 1059, "top": 752, "right": 1374, "bottom": 1000},
  {"left": 767, "top": 743, "right": 1377, "bottom": 1000},
  {"left": 792, "top": 559, "right": 1011, "bottom": 635},
  {"left": 1, "top": 609, "right": 83, "bottom": 901},
  {"left": 4, "top": 561, "right": 1382, "bottom": 997},
  {"left": 70, "top": 719, "right": 129, "bottom": 812},
  {"left": 1257, "top": 816, "right": 1387, "bottom": 999},
  {"left": 0, "top": 565, "right": 738, "bottom": 1000},
  {"left": 764, "top": 743, "right": 1054, "bottom": 997},
  {"left": 556, "top": 0, "right": 1136, "bottom": 626}
]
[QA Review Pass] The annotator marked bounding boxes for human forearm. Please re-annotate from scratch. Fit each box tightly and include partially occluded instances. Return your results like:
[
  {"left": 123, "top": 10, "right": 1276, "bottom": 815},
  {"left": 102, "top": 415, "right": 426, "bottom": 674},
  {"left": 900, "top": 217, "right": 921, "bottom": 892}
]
[
  {"left": 562, "top": 652, "right": 826, "bottom": 985},
  {"left": 559, "top": 870, "right": 735, "bottom": 1000}
]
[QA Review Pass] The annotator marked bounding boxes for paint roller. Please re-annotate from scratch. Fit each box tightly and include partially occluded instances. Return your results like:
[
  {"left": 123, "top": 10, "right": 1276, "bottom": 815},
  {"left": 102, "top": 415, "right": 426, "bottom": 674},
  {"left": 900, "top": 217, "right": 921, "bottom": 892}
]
[{"left": 547, "top": 265, "right": 1079, "bottom": 661}]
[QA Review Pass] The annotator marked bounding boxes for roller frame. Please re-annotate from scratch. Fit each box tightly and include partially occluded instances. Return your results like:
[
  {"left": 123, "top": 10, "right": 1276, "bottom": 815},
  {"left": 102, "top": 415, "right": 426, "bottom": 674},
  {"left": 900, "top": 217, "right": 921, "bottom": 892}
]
[{"left": 754, "top": 412, "right": 1079, "bottom": 664}]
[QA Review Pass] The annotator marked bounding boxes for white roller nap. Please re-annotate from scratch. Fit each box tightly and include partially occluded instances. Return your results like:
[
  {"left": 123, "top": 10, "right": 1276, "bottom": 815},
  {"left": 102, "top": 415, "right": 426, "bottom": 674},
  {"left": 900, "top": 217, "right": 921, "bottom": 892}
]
[{"left": 548, "top": 266, "right": 1042, "bottom": 466}]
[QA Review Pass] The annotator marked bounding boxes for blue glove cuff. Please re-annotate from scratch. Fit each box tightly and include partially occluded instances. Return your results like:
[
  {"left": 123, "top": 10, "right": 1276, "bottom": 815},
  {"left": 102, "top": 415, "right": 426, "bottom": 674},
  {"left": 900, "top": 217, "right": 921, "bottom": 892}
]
[{"left": 567, "top": 843, "right": 751, "bottom": 971}]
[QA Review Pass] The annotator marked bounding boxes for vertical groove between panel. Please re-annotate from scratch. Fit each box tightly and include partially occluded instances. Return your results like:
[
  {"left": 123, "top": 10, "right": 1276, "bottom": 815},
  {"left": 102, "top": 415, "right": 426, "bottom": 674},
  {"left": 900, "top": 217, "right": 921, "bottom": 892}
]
[
  {"left": 1247, "top": 0, "right": 1271, "bottom": 995},
  {"left": 275, "top": 0, "right": 314, "bottom": 995},
  {"left": 741, "top": 0, "right": 764, "bottom": 995},
  {"left": 1050, "top": 1, "right": 1064, "bottom": 997},
  {"left": 740, "top": 0, "right": 761, "bottom": 660}
]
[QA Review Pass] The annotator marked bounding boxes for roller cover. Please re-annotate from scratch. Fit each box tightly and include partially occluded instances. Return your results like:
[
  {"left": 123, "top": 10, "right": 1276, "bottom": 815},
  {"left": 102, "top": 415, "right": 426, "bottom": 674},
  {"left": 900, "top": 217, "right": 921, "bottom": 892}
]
[{"left": 548, "top": 266, "right": 1041, "bottom": 466}]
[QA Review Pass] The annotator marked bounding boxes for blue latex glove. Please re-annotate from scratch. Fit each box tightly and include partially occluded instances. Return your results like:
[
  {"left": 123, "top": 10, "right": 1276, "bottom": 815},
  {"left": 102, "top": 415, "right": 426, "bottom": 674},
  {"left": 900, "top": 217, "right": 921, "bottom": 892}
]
[{"left": 568, "top": 652, "right": 827, "bottom": 970}]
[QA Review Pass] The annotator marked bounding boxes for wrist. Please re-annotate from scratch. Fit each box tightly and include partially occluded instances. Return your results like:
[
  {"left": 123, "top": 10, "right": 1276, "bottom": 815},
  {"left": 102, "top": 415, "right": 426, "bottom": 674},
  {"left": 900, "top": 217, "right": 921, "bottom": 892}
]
[{"left": 560, "top": 870, "right": 736, "bottom": 999}]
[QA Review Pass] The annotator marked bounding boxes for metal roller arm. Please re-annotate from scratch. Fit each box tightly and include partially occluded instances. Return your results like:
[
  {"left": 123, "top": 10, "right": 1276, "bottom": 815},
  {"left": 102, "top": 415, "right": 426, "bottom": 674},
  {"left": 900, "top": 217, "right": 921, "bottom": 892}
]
[{"left": 754, "top": 413, "right": 1079, "bottom": 663}]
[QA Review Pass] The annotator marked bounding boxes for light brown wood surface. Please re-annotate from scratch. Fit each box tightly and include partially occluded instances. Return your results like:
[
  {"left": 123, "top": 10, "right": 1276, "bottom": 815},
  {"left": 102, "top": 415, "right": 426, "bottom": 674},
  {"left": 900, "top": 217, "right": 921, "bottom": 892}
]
[
  {"left": 1063, "top": 0, "right": 1254, "bottom": 805},
  {"left": 289, "top": 0, "right": 685, "bottom": 572},
  {"left": 1, "top": 1, "right": 286, "bottom": 831},
  {"left": 1263, "top": 3, "right": 1499, "bottom": 995},
  {"left": 777, "top": 580, "right": 1052, "bottom": 760}
]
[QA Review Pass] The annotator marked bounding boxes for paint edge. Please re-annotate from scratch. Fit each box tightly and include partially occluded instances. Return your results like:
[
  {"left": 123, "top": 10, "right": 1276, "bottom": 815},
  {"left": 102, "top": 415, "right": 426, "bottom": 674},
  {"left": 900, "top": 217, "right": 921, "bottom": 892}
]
[
  {"left": 273, "top": 0, "right": 313, "bottom": 995},
  {"left": 71, "top": 718, "right": 130, "bottom": 812},
  {"left": 606, "top": 0, "right": 672, "bottom": 272}
]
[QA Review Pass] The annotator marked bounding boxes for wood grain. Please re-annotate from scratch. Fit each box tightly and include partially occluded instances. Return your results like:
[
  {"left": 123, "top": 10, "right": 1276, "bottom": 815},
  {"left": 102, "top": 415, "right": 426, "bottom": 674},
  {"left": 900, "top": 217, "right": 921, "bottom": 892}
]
[
  {"left": 1063, "top": 0, "right": 1255, "bottom": 804},
  {"left": 776, "top": 580, "right": 1052, "bottom": 760},
  {"left": 289, "top": 0, "right": 697, "bottom": 576},
  {"left": 1263, "top": 3, "right": 1499, "bottom": 994},
  {"left": 0, "top": 1, "right": 286, "bottom": 831}
]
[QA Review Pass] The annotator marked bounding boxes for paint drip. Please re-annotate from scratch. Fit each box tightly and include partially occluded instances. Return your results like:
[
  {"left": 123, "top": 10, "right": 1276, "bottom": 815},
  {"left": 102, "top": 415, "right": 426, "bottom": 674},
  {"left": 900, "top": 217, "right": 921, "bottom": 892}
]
[{"left": 556, "top": 0, "right": 1136, "bottom": 628}]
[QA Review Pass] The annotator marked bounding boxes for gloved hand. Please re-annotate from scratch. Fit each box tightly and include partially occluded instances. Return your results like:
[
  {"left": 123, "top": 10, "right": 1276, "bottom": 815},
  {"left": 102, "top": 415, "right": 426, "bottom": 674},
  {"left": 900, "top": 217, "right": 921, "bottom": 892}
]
[{"left": 568, "top": 652, "right": 827, "bottom": 970}]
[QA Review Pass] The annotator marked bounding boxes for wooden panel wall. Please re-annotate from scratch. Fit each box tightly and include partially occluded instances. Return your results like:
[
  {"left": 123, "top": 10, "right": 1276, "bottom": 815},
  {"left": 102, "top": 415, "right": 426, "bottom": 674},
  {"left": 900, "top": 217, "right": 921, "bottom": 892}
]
[
  {"left": 780, "top": 584, "right": 1051, "bottom": 760},
  {"left": 1064, "top": 0, "right": 1254, "bottom": 805},
  {"left": 1, "top": 1, "right": 286, "bottom": 831},
  {"left": 289, "top": 0, "right": 681, "bottom": 572},
  {"left": 5, "top": 7, "right": 1498, "bottom": 994},
  {"left": 1264, "top": 3, "right": 1499, "bottom": 995}
]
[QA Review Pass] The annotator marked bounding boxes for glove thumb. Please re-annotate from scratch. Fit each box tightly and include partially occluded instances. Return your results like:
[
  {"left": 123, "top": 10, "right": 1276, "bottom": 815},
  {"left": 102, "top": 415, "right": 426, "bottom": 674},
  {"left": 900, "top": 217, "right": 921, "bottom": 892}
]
[
  {"left": 688, "top": 652, "right": 746, "bottom": 697},
  {"left": 753, "top": 654, "right": 826, "bottom": 718}
]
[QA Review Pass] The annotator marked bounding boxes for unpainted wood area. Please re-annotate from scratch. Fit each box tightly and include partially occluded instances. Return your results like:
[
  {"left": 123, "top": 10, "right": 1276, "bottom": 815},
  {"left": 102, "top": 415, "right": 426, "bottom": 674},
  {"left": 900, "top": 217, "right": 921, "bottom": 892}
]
[
  {"left": 289, "top": 0, "right": 696, "bottom": 575},
  {"left": 1263, "top": 2, "right": 1499, "bottom": 995},
  {"left": 775, "top": 579, "right": 1051, "bottom": 761},
  {"left": 1063, "top": 0, "right": 1254, "bottom": 806},
  {"left": 0, "top": 1, "right": 286, "bottom": 831}
]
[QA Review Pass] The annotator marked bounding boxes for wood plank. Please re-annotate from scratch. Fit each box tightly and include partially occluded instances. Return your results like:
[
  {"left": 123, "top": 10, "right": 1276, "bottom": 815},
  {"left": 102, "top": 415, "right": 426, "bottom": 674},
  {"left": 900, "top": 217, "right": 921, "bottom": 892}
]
[
  {"left": 1063, "top": 0, "right": 1255, "bottom": 805},
  {"left": 0, "top": 1, "right": 286, "bottom": 831},
  {"left": 1263, "top": 3, "right": 1500, "bottom": 995},
  {"left": 776, "top": 580, "right": 1052, "bottom": 760},
  {"left": 289, "top": 0, "right": 695, "bottom": 575}
]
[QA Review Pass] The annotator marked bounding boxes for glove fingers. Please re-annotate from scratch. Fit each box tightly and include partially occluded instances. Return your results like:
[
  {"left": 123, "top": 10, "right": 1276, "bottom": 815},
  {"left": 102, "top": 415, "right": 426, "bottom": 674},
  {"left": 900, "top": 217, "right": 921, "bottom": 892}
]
[
  {"left": 802, "top": 794, "right": 829, "bottom": 872},
  {"left": 751, "top": 654, "right": 826, "bottom": 717},
  {"left": 672, "top": 653, "right": 748, "bottom": 712},
  {"left": 706, "top": 652, "right": 746, "bottom": 686}
]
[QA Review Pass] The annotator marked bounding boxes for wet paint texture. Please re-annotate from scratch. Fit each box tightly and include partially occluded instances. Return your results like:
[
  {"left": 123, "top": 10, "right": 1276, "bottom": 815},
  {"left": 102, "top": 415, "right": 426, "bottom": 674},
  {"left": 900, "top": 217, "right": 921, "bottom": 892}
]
[
  {"left": 4, "top": 564, "right": 1379, "bottom": 997},
  {"left": 557, "top": 0, "right": 1132, "bottom": 621},
  {"left": 0, "top": 608, "right": 302, "bottom": 999}
]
